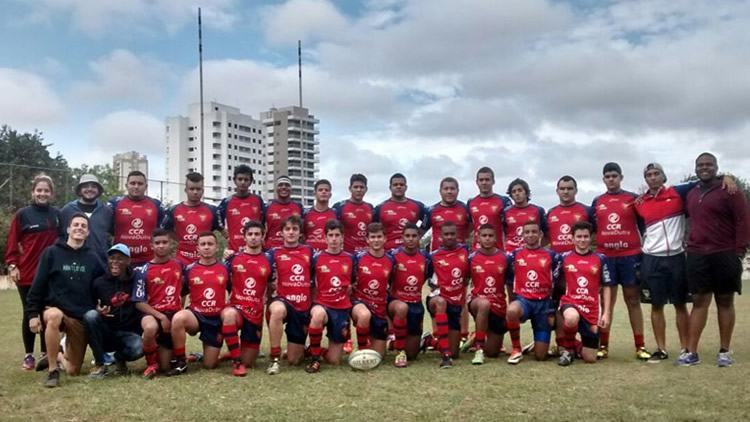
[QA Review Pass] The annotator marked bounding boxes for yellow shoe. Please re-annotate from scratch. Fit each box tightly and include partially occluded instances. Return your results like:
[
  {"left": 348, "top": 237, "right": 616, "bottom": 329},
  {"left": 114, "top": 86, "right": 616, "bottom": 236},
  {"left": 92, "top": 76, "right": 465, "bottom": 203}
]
[
  {"left": 596, "top": 346, "right": 609, "bottom": 360},
  {"left": 635, "top": 347, "right": 651, "bottom": 361}
]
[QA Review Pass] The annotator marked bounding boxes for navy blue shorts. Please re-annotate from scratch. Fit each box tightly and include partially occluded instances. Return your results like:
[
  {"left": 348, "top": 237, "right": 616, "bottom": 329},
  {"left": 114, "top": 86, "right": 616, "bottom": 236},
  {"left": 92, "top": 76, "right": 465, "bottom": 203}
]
[
  {"left": 560, "top": 304, "right": 599, "bottom": 349},
  {"left": 515, "top": 296, "right": 553, "bottom": 343},
  {"left": 146, "top": 311, "right": 175, "bottom": 349},
  {"left": 239, "top": 316, "right": 263, "bottom": 347},
  {"left": 388, "top": 299, "right": 425, "bottom": 336},
  {"left": 468, "top": 300, "right": 507, "bottom": 335},
  {"left": 352, "top": 300, "right": 389, "bottom": 341},
  {"left": 605, "top": 254, "right": 641, "bottom": 287},
  {"left": 189, "top": 310, "right": 222, "bottom": 349},
  {"left": 323, "top": 306, "right": 351, "bottom": 344},
  {"left": 425, "top": 296, "right": 463, "bottom": 331},
  {"left": 272, "top": 298, "right": 310, "bottom": 345},
  {"left": 642, "top": 253, "right": 688, "bottom": 306}
]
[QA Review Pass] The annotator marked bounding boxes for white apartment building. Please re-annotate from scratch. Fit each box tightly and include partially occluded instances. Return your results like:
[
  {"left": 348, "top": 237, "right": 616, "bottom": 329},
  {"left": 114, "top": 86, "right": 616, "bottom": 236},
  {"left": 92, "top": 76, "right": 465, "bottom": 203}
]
[
  {"left": 165, "top": 102, "right": 266, "bottom": 204},
  {"left": 261, "top": 106, "right": 320, "bottom": 207},
  {"left": 112, "top": 151, "right": 148, "bottom": 193}
]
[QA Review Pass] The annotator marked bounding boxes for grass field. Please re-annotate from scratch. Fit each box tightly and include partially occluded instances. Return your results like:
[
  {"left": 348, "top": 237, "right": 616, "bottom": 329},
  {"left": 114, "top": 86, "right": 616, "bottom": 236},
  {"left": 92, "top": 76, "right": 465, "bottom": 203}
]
[{"left": 0, "top": 289, "right": 749, "bottom": 421}]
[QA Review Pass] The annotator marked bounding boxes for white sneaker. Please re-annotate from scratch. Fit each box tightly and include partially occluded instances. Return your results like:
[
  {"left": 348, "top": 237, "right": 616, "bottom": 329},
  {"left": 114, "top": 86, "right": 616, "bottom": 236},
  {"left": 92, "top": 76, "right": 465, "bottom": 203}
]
[
  {"left": 266, "top": 359, "right": 281, "bottom": 375},
  {"left": 471, "top": 349, "right": 485, "bottom": 365}
]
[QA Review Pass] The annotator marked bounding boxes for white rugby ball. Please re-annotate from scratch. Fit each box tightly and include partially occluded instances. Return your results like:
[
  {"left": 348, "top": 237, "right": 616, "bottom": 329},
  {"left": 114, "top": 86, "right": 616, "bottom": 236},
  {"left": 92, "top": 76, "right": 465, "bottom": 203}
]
[{"left": 348, "top": 349, "right": 382, "bottom": 371}]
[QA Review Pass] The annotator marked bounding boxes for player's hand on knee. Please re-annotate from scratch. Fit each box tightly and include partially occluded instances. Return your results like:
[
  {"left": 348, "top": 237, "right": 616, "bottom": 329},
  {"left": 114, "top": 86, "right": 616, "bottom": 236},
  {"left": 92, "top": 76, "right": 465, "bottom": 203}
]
[{"left": 29, "top": 317, "right": 42, "bottom": 333}]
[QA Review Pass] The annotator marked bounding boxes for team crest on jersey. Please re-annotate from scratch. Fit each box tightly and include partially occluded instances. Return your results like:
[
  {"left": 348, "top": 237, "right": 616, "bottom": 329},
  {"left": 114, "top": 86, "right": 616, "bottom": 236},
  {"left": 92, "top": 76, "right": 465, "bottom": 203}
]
[
  {"left": 234, "top": 264, "right": 246, "bottom": 273},
  {"left": 435, "top": 215, "right": 444, "bottom": 222},
  {"left": 458, "top": 255, "right": 466, "bottom": 262},
  {"left": 474, "top": 265, "right": 485, "bottom": 273},
  {"left": 347, "top": 212, "right": 356, "bottom": 219},
  {"left": 120, "top": 208, "right": 132, "bottom": 215},
  {"left": 437, "top": 259, "right": 449, "bottom": 267},
  {"left": 507, "top": 216, "right": 516, "bottom": 224},
  {"left": 385, "top": 210, "right": 397, "bottom": 216},
  {"left": 497, "top": 265, "right": 505, "bottom": 273},
  {"left": 574, "top": 214, "right": 582, "bottom": 221},
  {"left": 199, "top": 214, "right": 207, "bottom": 222},
  {"left": 342, "top": 264, "right": 349, "bottom": 273},
  {"left": 231, "top": 209, "right": 241, "bottom": 216},
  {"left": 398, "top": 263, "right": 407, "bottom": 271},
  {"left": 598, "top": 204, "right": 607, "bottom": 210},
  {"left": 590, "top": 266, "right": 599, "bottom": 274},
  {"left": 419, "top": 264, "right": 425, "bottom": 271},
  {"left": 145, "top": 208, "right": 153, "bottom": 216},
  {"left": 173, "top": 271, "right": 181, "bottom": 278},
  {"left": 491, "top": 205, "right": 498, "bottom": 212},
  {"left": 550, "top": 215, "right": 559, "bottom": 222},
  {"left": 319, "top": 265, "right": 330, "bottom": 273},
  {"left": 566, "top": 264, "right": 577, "bottom": 272},
  {"left": 192, "top": 277, "right": 203, "bottom": 285},
  {"left": 410, "top": 211, "right": 416, "bottom": 217},
  {"left": 539, "top": 257, "right": 547, "bottom": 266},
  {"left": 176, "top": 214, "right": 186, "bottom": 222},
  {"left": 456, "top": 214, "right": 463, "bottom": 221},
  {"left": 517, "top": 259, "right": 527, "bottom": 266},
  {"left": 471, "top": 206, "right": 479, "bottom": 213},
  {"left": 361, "top": 266, "right": 371, "bottom": 275},
  {"left": 151, "top": 277, "right": 164, "bottom": 285},
  {"left": 279, "top": 254, "right": 291, "bottom": 261}
]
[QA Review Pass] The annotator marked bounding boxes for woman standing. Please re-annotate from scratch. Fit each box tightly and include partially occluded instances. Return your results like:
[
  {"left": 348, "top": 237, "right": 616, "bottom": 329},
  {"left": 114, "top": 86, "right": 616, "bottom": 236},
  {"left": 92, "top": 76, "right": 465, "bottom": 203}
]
[{"left": 5, "top": 174, "right": 62, "bottom": 370}]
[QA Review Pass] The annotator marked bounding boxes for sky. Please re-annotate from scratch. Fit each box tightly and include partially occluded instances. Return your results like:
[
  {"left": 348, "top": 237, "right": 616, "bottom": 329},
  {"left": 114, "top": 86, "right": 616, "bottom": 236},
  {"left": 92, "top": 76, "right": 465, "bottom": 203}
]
[{"left": 1, "top": 0, "right": 749, "bottom": 209}]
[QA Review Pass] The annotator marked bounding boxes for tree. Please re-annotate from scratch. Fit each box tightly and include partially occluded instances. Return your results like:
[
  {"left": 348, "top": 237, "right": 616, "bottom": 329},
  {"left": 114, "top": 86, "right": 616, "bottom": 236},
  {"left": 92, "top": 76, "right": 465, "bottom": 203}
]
[{"left": 0, "top": 125, "right": 71, "bottom": 211}]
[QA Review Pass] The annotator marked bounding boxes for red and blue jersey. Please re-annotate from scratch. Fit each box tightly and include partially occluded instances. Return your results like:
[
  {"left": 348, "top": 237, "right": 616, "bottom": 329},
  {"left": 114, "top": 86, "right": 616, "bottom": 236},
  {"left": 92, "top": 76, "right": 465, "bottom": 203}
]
[
  {"left": 4, "top": 204, "right": 62, "bottom": 286},
  {"left": 353, "top": 252, "right": 395, "bottom": 318},
  {"left": 590, "top": 191, "right": 643, "bottom": 257},
  {"left": 312, "top": 251, "right": 355, "bottom": 310},
  {"left": 502, "top": 204, "right": 547, "bottom": 253},
  {"left": 467, "top": 194, "right": 511, "bottom": 250},
  {"left": 268, "top": 244, "right": 314, "bottom": 312},
  {"left": 184, "top": 261, "right": 229, "bottom": 317},
  {"left": 507, "top": 247, "right": 559, "bottom": 301},
  {"left": 110, "top": 196, "right": 164, "bottom": 265},
  {"left": 431, "top": 245, "right": 470, "bottom": 306},
  {"left": 161, "top": 202, "right": 220, "bottom": 265},
  {"left": 264, "top": 200, "right": 303, "bottom": 250},
  {"left": 333, "top": 200, "right": 373, "bottom": 253},
  {"left": 373, "top": 198, "right": 426, "bottom": 250},
  {"left": 423, "top": 201, "right": 472, "bottom": 252},
  {"left": 226, "top": 251, "right": 273, "bottom": 325},
  {"left": 218, "top": 193, "right": 265, "bottom": 251},
  {"left": 303, "top": 207, "right": 337, "bottom": 252},
  {"left": 558, "top": 251, "right": 612, "bottom": 325},
  {"left": 390, "top": 247, "right": 433, "bottom": 304},
  {"left": 546, "top": 202, "right": 591, "bottom": 254},
  {"left": 132, "top": 259, "right": 185, "bottom": 313},
  {"left": 469, "top": 249, "right": 509, "bottom": 316}
]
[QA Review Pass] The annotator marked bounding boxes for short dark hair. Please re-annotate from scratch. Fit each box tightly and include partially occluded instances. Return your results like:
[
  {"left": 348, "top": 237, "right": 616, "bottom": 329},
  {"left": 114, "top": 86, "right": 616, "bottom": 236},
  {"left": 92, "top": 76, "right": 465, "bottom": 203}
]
[
  {"left": 282, "top": 215, "right": 303, "bottom": 230},
  {"left": 242, "top": 220, "right": 265, "bottom": 234},
  {"left": 507, "top": 178, "right": 531, "bottom": 199},
  {"left": 389, "top": 173, "right": 406, "bottom": 185},
  {"left": 197, "top": 231, "right": 217, "bottom": 241},
  {"left": 186, "top": 172, "right": 204, "bottom": 183},
  {"left": 476, "top": 167, "right": 494, "bottom": 179},
  {"left": 440, "top": 177, "right": 459, "bottom": 189},
  {"left": 233, "top": 165, "right": 254, "bottom": 181},
  {"left": 696, "top": 152, "right": 717, "bottom": 164},
  {"left": 403, "top": 222, "right": 420, "bottom": 234},
  {"left": 572, "top": 221, "right": 593, "bottom": 235},
  {"left": 151, "top": 228, "right": 174, "bottom": 240},
  {"left": 349, "top": 174, "right": 368, "bottom": 187},
  {"left": 441, "top": 221, "right": 457, "bottom": 232},
  {"left": 68, "top": 212, "right": 89, "bottom": 226},
  {"left": 127, "top": 170, "right": 146, "bottom": 181},
  {"left": 325, "top": 219, "right": 343, "bottom": 234},
  {"left": 602, "top": 162, "right": 622, "bottom": 175},
  {"left": 367, "top": 222, "right": 384, "bottom": 235},
  {"left": 522, "top": 220, "right": 540, "bottom": 230},
  {"left": 314, "top": 179, "right": 331, "bottom": 191},
  {"left": 557, "top": 175, "right": 578, "bottom": 189},
  {"left": 478, "top": 223, "right": 496, "bottom": 233}
]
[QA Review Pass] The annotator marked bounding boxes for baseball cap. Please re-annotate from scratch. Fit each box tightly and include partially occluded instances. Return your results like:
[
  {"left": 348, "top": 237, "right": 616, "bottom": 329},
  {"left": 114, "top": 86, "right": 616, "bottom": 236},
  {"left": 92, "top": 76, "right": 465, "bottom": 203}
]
[
  {"left": 643, "top": 162, "right": 667, "bottom": 182},
  {"left": 107, "top": 243, "right": 131, "bottom": 257}
]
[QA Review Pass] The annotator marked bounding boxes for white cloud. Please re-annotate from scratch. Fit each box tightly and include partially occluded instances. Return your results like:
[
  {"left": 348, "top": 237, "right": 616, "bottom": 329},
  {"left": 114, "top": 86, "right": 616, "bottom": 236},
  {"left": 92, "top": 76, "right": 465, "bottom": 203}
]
[
  {"left": 72, "top": 49, "right": 173, "bottom": 104},
  {"left": 0, "top": 68, "right": 64, "bottom": 128},
  {"left": 89, "top": 110, "right": 164, "bottom": 156},
  {"left": 261, "top": 0, "right": 350, "bottom": 46},
  {"left": 20, "top": 0, "right": 238, "bottom": 36}
]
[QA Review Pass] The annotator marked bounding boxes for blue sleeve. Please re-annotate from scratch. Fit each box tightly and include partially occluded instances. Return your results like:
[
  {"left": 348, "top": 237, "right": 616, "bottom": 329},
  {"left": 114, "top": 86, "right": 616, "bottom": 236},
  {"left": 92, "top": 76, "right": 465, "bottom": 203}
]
[
  {"left": 424, "top": 252, "right": 434, "bottom": 280},
  {"left": 181, "top": 264, "right": 191, "bottom": 297},
  {"left": 258, "top": 197, "right": 267, "bottom": 223},
  {"left": 462, "top": 202, "right": 472, "bottom": 224},
  {"left": 537, "top": 205, "right": 548, "bottom": 234},
  {"left": 588, "top": 198, "right": 598, "bottom": 232},
  {"left": 416, "top": 200, "right": 427, "bottom": 223},
  {"left": 674, "top": 182, "right": 697, "bottom": 200},
  {"left": 332, "top": 201, "right": 343, "bottom": 220},
  {"left": 505, "top": 251, "right": 515, "bottom": 286},
  {"left": 422, "top": 205, "right": 433, "bottom": 230},
  {"left": 161, "top": 206, "right": 174, "bottom": 230},
  {"left": 132, "top": 263, "right": 148, "bottom": 302},
  {"left": 224, "top": 254, "right": 234, "bottom": 279},
  {"left": 265, "top": 252, "right": 276, "bottom": 281},
  {"left": 372, "top": 203, "right": 381, "bottom": 222},
  {"left": 217, "top": 197, "right": 229, "bottom": 227},
  {"left": 502, "top": 195, "right": 512, "bottom": 209},
  {"left": 599, "top": 254, "right": 614, "bottom": 287},
  {"left": 210, "top": 204, "right": 222, "bottom": 231}
]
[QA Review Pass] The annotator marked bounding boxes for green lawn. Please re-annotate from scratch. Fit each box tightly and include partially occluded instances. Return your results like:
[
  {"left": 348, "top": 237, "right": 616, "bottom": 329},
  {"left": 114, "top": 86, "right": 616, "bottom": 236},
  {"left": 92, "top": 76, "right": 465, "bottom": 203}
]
[{"left": 0, "top": 289, "right": 748, "bottom": 421}]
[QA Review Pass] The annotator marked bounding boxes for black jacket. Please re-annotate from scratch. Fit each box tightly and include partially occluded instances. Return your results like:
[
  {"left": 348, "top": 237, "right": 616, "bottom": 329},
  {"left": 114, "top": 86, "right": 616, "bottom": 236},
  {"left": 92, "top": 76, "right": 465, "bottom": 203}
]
[
  {"left": 91, "top": 268, "right": 141, "bottom": 331},
  {"left": 25, "top": 240, "right": 106, "bottom": 320}
]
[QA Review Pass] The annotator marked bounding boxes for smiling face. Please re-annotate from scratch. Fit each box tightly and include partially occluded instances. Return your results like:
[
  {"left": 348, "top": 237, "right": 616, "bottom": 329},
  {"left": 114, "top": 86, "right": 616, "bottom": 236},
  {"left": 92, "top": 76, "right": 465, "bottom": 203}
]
[
  {"left": 695, "top": 154, "right": 718, "bottom": 183},
  {"left": 79, "top": 182, "right": 101, "bottom": 202},
  {"left": 276, "top": 182, "right": 291, "bottom": 201},
  {"left": 67, "top": 216, "right": 90, "bottom": 242},
  {"left": 32, "top": 181, "right": 53, "bottom": 206},
  {"left": 108, "top": 253, "right": 130, "bottom": 277}
]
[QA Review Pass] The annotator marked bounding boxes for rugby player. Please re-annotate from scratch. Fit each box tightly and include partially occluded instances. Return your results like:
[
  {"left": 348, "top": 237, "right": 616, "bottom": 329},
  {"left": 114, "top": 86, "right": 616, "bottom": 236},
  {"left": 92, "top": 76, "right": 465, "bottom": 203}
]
[
  {"left": 218, "top": 165, "right": 265, "bottom": 253},
  {"left": 467, "top": 167, "right": 511, "bottom": 250},
  {"left": 222, "top": 220, "right": 273, "bottom": 376},
  {"left": 306, "top": 220, "right": 355, "bottom": 373},
  {"left": 388, "top": 223, "right": 433, "bottom": 367},
  {"left": 266, "top": 215, "right": 314, "bottom": 374},
  {"left": 303, "top": 179, "right": 337, "bottom": 252},
  {"left": 333, "top": 174, "right": 373, "bottom": 254},
  {"left": 264, "top": 176, "right": 304, "bottom": 250},
  {"left": 373, "top": 173, "right": 426, "bottom": 251},
  {"left": 502, "top": 178, "right": 547, "bottom": 253}
]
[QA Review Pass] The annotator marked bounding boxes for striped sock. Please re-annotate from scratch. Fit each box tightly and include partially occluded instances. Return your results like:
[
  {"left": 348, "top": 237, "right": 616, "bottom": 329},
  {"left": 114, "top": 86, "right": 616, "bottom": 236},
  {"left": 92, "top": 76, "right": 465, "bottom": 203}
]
[
  {"left": 435, "top": 313, "right": 450, "bottom": 357},
  {"left": 393, "top": 318, "right": 408, "bottom": 351},
  {"left": 475, "top": 330, "right": 486, "bottom": 351},
  {"left": 356, "top": 326, "right": 370, "bottom": 350},
  {"left": 308, "top": 326, "right": 323, "bottom": 358},
  {"left": 143, "top": 342, "right": 158, "bottom": 366},
  {"left": 222, "top": 324, "right": 240, "bottom": 360}
]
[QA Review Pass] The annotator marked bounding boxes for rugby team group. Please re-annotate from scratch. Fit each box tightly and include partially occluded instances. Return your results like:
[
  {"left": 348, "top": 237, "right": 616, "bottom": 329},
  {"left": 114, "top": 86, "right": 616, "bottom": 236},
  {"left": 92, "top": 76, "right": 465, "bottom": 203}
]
[{"left": 5, "top": 151, "right": 748, "bottom": 387}]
